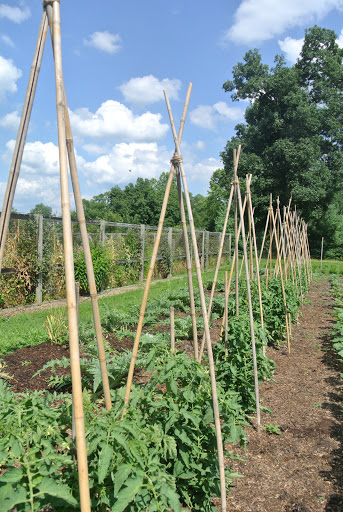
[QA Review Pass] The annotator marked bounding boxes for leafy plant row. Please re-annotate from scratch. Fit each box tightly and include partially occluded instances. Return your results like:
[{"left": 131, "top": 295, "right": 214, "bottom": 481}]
[{"left": 0, "top": 269, "right": 306, "bottom": 511}]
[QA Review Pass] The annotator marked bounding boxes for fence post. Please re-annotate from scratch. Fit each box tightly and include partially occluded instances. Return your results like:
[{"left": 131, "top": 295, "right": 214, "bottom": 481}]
[
  {"left": 201, "top": 231, "right": 205, "bottom": 270},
  {"left": 206, "top": 231, "right": 209, "bottom": 270},
  {"left": 36, "top": 214, "right": 43, "bottom": 305},
  {"left": 140, "top": 224, "right": 145, "bottom": 284},
  {"left": 100, "top": 220, "right": 105, "bottom": 246},
  {"left": 168, "top": 227, "right": 173, "bottom": 278},
  {"left": 320, "top": 236, "right": 324, "bottom": 272}
]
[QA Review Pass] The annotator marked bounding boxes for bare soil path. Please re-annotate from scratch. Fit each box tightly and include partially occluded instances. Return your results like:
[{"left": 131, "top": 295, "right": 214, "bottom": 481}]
[{"left": 226, "top": 276, "right": 343, "bottom": 511}]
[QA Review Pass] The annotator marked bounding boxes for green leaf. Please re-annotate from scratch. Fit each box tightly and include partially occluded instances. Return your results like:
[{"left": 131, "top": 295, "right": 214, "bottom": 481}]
[
  {"left": 38, "top": 477, "right": 78, "bottom": 505},
  {"left": 98, "top": 445, "right": 114, "bottom": 484},
  {"left": 111, "top": 475, "right": 144, "bottom": 512},
  {"left": 0, "top": 467, "right": 23, "bottom": 483},
  {"left": 161, "top": 483, "right": 181, "bottom": 511},
  {"left": 1, "top": 485, "right": 27, "bottom": 511},
  {"left": 113, "top": 464, "right": 132, "bottom": 494}
]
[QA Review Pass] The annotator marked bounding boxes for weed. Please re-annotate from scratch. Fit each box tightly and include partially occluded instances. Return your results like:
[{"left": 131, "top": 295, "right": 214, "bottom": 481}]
[{"left": 263, "top": 424, "right": 281, "bottom": 435}]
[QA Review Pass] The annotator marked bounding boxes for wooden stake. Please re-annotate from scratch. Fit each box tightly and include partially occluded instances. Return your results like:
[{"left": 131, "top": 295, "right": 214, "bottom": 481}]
[
  {"left": 45, "top": 2, "right": 112, "bottom": 412},
  {"left": 224, "top": 271, "right": 228, "bottom": 357},
  {"left": 164, "top": 90, "right": 227, "bottom": 512},
  {"left": 0, "top": 11, "right": 48, "bottom": 272},
  {"left": 170, "top": 306, "right": 175, "bottom": 355},
  {"left": 49, "top": 2, "right": 90, "bottom": 509},
  {"left": 270, "top": 207, "right": 291, "bottom": 354},
  {"left": 234, "top": 149, "right": 261, "bottom": 431},
  {"left": 123, "top": 83, "right": 193, "bottom": 411}
]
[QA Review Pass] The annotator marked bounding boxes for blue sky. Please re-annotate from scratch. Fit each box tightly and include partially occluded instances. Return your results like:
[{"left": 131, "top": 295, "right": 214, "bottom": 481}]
[{"left": 0, "top": 0, "right": 342, "bottom": 214}]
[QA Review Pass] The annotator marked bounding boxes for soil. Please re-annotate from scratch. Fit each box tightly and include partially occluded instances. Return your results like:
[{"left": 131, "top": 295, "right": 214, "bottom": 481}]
[{"left": 1, "top": 275, "right": 343, "bottom": 511}]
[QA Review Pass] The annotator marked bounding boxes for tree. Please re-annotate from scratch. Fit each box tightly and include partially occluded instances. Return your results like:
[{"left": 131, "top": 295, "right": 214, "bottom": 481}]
[
  {"left": 30, "top": 203, "right": 53, "bottom": 217},
  {"left": 221, "top": 26, "right": 343, "bottom": 257}
]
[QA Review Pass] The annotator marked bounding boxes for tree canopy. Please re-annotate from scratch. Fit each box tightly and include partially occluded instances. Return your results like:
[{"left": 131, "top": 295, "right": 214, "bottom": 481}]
[{"left": 221, "top": 26, "right": 343, "bottom": 258}]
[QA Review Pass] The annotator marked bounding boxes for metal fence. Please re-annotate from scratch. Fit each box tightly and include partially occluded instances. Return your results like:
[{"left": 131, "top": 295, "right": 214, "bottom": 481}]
[{"left": 0, "top": 212, "right": 232, "bottom": 308}]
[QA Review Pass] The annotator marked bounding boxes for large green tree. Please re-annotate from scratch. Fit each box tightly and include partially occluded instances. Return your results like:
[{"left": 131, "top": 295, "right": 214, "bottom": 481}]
[{"left": 221, "top": 26, "right": 343, "bottom": 257}]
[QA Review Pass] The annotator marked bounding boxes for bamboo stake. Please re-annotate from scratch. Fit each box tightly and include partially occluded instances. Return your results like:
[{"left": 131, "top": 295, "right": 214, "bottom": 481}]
[
  {"left": 176, "top": 170, "right": 198, "bottom": 360},
  {"left": 224, "top": 271, "right": 228, "bottom": 357},
  {"left": 198, "top": 183, "right": 234, "bottom": 359},
  {"left": 123, "top": 83, "right": 193, "bottom": 410},
  {"left": 45, "top": 2, "right": 112, "bottom": 411},
  {"left": 0, "top": 11, "right": 48, "bottom": 272},
  {"left": 234, "top": 148, "right": 261, "bottom": 432},
  {"left": 200, "top": 175, "right": 249, "bottom": 361},
  {"left": 270, "top": 206, "right": 291, "bottom": 354},
  {"left": 246, "top": 176, "right": 265, "bottom": 356},
  {"left": 49, "top": 2, "right": 90, "bottom": 510},
  {"left": 234, "top": 149, "right": 239, "bottom": 317},
  {"left": 172, "top": 90, "right": 199, "bottom": 360},
  {"left": 164, "top": 90, "right": 227, "bottom": 512},
  {"left": 170, "top": 306, "right": 175, "bottom": 355}
]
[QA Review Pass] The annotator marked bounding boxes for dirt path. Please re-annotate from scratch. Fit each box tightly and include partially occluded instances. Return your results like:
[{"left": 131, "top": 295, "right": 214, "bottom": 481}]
[{"left": 226, "top": 276, "right": 343, "bottom": 511}]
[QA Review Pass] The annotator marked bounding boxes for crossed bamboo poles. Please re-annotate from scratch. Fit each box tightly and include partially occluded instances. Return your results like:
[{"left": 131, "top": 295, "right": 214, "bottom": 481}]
[{"left": 0, "top": 2, "right": 113, "bottom": 509}]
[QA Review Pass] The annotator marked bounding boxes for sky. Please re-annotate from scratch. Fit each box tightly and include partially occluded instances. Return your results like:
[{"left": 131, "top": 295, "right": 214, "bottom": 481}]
[{"left": 0, "top": 0, "right": 342, "bottom": 214}]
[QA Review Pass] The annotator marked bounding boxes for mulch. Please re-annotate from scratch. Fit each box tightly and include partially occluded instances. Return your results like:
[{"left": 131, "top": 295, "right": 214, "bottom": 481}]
[
  {"left": 224, "top": 276, "right": 343, "bottom": 511},
  {"left": 1, "top": 275, "right": 342, "bottom": 511}
]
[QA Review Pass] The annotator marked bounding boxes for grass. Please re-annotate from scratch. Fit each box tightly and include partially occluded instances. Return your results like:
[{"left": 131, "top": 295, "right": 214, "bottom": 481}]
[
  {"left": 311, "top": 259, "right": 343, "bottom": 275},
  {"left": 0, "top": 268, "right": 226, "bottom": 355}
]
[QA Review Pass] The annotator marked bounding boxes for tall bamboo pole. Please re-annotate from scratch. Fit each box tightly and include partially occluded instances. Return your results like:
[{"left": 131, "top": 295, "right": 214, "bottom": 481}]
[
  {"left": 202, "top": 177, "right": 249, "bottom": 361},
  {"left": 234, "top": 150, "right": 239, "bottom": 316},
  {"left": 173, "top": 86, "right": 198, "bottom": 359},
  {"left": 246, "top": 176, "right": 265, "bottom": 355},
  {"left": 164, "top": 90, "right": 227, "bottom": 512},
  {"left": 45, "top": 3, "right": 112, "bottom": 411},
  {"left": 0, "top": 12, "right": 48, "bottom": 271},
  {"left": 234, "top": 149, "right": 261, "bottom": 431},
  {"left": 270, "top": 206, "right": 291, "bottom": 354},
  {"left": 224, "top": 271, "right": 228, "bottom": 357},
  {"left": 198, "top": 184, "right": 234, "bottom": 359},
  {"left": 123, "top": 83, "right": 193, "bottom": 409},
  {"left": 49, "top": 2, "right": 90, "bottom": 510}
]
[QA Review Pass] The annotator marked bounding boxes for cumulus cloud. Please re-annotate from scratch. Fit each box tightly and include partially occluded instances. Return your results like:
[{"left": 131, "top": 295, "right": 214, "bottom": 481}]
[
  {"left": 0, "top": 56, "right": 22, "bottom": 100},
  {"left": 84, "top": 31, "right": 121, "bottom": 54},
  {"left": 189, "top": 102, "right": 244, "bottom": 130},
  {"left": 119, "top": 75, "right": 182, "bottom": 106},
  {"left": 82, "top": 142, "right": 171, "bottom": 186},
  {"left": 0, "top": 4, "right": 30, "bottom": 23},
  {"left": 278, "top": 36, "right": 304, "bottom": 63},
  {"left": 0, "top": 110, "right": 20, "bottom": 131},
  {"left": 2, "top": 140, "right": 64, "bottom": 211},
  {"left": 5, "top": 139, "right": 60, "bottom": 176},
  {"left": 69, "top": 100, "right": 169, "bottom": 142},
  {"left": 226, "top": 0, "right": 343, "bottom": 44},
  {"left": 1, "top": 34, "right": 14, "bottom": 47}
]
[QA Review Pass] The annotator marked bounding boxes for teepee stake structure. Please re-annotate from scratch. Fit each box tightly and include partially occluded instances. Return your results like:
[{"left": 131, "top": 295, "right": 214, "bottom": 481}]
[{"left": 164, "top": 89, "right": 227, "bottom": 512}]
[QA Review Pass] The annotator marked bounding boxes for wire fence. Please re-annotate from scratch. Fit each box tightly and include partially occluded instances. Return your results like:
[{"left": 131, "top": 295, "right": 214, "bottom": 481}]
[{"left": 0, "top": 213, "right": 232, "bottom": 309}]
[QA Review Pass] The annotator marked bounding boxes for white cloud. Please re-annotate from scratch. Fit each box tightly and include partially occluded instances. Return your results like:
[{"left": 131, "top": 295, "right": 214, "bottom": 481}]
[
  {"left": 69, "top": 100, "right": 169, "bottom": 142},
  {"left": 226, "top": 0, "right": 343, "bottom": 44},
  {"left": 0, "top": 110, "right": 20, "bottom": 130},
  {"left": 0, "top": 56, "right": 21, "bottom": 100},
  {"left": 278, "top": 36, "right": 304, "bottom": 63},
  {"left": 1, "top": 34, "right": 14, "bottom": 47},
  {"left": 82, "top": 142, "right": 171, "bottom": 186},
  {"left": 186, "top": 157, "right": 222, "bottom": 188},
  {"left": 84, "top": 31, "right": 121, "bottom": 54},
  {"left": 119, "top": 75, "right": 182, "bottom": 106},
  {"left": 189, "top": 102, "right": 244, "bottom": 130},
  {"left": 194, "top": 140, "right": 206, "bottom": 151},
  {"left": 5, "top": 139, "right": 59, "bottom": 176},
  {"left": 0, "top": 4, "right": 30, "bottom": 23},
  {"left": 337, "top": 28, "right": 343, "bottom": 48}
]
